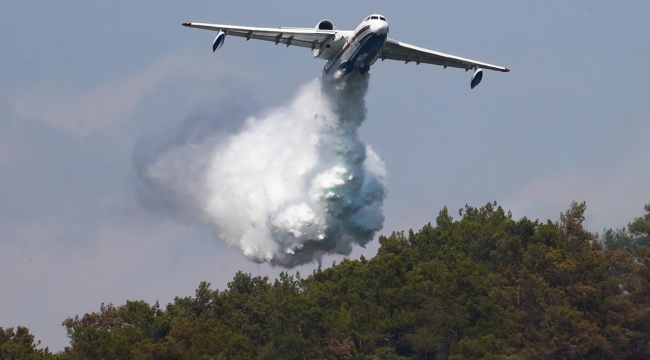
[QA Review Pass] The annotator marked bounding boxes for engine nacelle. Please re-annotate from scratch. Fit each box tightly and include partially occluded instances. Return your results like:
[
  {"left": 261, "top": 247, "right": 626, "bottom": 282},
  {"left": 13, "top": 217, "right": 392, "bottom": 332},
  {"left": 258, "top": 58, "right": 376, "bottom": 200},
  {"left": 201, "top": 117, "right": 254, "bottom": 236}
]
[
  {"left": 471, "top": 68, "right": 483, "bottom": 89},
  {"left": 315, "top": 19, "right": 335, "bottom": 31},
  {"left": 313, "top": 21, "right": 343, "bottom": 60},
  {"left": 212, "top": 31, "right": 226, "bottom": 52}
]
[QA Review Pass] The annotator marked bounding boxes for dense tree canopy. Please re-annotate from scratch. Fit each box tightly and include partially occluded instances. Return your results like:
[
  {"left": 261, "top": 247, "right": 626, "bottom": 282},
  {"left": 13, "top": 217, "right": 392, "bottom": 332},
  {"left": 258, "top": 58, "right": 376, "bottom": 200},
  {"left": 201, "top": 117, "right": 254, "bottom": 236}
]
[
  {"left": 0, "top": 326, "right": 53, "bottom": 359},
  {"left": 9, "top": 202, "right": 650, "bottom": 359}
]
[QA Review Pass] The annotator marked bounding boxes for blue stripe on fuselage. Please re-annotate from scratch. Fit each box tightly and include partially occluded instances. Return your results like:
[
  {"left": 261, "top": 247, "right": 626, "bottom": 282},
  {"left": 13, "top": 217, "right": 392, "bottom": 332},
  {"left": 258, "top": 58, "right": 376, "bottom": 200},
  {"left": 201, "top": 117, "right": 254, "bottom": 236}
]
[
  {"left": 339, "top": 33, "right": 387, "bottom": 74},
  {"left": 324, "top": 25, "right": 370, "bottom": 74}
]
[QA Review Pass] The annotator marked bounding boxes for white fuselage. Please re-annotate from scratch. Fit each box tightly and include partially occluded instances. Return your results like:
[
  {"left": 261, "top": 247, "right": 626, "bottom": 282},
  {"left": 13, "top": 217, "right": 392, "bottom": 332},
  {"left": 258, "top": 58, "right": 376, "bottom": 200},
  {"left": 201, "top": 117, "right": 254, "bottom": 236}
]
[{"left": 322, "top": 15, "right": 389, "bottom": 76}]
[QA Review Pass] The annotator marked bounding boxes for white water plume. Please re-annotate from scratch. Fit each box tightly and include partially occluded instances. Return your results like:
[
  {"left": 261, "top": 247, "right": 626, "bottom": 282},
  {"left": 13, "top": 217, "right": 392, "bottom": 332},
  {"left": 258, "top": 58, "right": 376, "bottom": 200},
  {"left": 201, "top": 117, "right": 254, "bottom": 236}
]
[{"left": 137, "top": 74, "right": 386, "bottom": 267}]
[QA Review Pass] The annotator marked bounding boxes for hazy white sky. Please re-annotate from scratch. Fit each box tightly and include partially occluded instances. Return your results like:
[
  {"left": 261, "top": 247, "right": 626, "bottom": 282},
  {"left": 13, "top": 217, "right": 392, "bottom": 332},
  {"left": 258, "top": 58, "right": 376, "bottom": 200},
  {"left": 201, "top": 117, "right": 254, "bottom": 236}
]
[{"left": 1, "top": 0, "right": 649, "bottom": 351}]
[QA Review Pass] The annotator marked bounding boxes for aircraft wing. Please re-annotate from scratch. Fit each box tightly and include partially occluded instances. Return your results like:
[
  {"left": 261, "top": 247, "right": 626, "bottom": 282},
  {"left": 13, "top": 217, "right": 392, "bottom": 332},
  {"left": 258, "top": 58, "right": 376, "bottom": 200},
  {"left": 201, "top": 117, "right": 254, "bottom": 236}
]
[
  {"left": 182, "top": 22, "right": 335, "bottom": 50},
  {"left": 381, "top": 38, "right": 509, "bottom": 72}
]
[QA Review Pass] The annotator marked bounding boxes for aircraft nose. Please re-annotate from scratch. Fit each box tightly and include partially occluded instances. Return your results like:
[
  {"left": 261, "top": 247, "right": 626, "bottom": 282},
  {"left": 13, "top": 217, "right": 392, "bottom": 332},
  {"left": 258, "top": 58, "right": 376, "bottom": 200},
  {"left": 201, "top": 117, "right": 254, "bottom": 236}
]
[{"left": 370, "top": 21, "right": 388, "bottom": 36}]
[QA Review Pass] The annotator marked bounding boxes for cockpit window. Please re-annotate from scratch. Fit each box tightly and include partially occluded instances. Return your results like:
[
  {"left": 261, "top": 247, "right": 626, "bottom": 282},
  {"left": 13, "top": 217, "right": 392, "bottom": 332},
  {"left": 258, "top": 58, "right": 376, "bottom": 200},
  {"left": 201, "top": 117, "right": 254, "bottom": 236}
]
[
  {"left": 365, "top": 17, "right": 370, "bottom": 21},
  {"left": 371, "top": 16, "right": 378, "bottom": 20},
  {"left": 380, "top": 16, "right": 386, "bottom": 21}
]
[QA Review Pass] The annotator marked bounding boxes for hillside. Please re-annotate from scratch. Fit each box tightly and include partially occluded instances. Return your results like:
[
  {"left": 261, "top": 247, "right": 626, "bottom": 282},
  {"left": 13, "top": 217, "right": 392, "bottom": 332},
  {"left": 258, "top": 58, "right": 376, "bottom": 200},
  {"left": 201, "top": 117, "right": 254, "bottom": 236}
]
[{"left": 3, "top": 201, "right": 650, "bottom": 359}]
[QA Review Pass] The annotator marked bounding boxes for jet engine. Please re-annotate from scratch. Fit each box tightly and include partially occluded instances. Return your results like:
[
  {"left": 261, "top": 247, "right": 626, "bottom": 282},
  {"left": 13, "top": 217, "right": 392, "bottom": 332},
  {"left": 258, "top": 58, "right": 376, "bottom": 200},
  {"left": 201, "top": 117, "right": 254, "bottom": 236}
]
[
  {"left": 313, "top": 20, "right": 344, "bottom": 60},
  {"left": 315, "top": 19, "right": 335, "bottom": 31},
  {"left": 470, "top": 67, "right": 483, "bottom": 89},
  {"left": 212, "top": 31, "right": 226, "bottom": 52}
]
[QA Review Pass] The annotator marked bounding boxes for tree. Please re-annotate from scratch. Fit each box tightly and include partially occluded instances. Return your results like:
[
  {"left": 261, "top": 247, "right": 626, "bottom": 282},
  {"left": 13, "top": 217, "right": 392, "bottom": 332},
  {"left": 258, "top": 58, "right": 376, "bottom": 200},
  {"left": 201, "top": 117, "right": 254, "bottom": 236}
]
[
  {"left": 602, "top": 202, "right": 650, "bottom": 252},
  {"left": 0, "top": 327, "right": 53, "bottom": 360},
  {"left": 628, "top": 203, "right": 650, "bottom": 248}
]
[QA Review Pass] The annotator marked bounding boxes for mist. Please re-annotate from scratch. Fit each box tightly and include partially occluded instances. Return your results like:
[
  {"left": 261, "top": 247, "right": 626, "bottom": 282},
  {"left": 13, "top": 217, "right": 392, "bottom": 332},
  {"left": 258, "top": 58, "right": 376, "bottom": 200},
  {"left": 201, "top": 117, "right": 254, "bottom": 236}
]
[{"left": 134, "top": 74, "right": 386, "bottom": 267}]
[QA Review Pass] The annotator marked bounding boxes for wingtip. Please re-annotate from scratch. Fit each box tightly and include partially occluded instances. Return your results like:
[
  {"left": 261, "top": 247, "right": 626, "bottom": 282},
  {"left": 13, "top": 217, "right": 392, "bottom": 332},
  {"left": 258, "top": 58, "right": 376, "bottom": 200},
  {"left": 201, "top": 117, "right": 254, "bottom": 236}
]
[
  {"left": 502, "top": 67, "right": 510, "bottom": 73},
  {"left": 182, "top": 22, "right": 191, "bottom": 27}
]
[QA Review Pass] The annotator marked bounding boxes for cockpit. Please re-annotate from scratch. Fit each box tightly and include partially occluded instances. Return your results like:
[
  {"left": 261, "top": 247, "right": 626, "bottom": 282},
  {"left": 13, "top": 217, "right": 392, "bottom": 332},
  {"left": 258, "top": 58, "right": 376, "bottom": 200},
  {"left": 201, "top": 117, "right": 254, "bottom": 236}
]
[{"left": 365, "top": 15, "right": 387, "bottom": 22}]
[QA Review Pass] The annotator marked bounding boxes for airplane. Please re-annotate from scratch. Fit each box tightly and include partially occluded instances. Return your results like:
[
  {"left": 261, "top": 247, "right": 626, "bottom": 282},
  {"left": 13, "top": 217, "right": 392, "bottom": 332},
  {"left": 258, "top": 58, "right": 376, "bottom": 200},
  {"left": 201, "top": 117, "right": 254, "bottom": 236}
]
[{"left": 182, "top": 14, "right": 509, "bottom": 89}]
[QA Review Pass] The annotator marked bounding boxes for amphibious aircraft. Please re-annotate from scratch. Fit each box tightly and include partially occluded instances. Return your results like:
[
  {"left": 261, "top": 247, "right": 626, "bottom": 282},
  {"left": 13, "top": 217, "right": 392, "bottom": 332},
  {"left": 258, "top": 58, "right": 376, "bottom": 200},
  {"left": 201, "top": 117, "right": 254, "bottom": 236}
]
[{"left": 182, "top": 14, "right": 509, "bottom": 89}]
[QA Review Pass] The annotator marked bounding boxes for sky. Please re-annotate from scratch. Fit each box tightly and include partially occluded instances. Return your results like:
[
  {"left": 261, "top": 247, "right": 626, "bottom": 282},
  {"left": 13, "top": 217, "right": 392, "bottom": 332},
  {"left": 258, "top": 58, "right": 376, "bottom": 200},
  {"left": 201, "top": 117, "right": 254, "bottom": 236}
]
[{"left": 1, "top": 0, "right": 649, "bottom": 351}]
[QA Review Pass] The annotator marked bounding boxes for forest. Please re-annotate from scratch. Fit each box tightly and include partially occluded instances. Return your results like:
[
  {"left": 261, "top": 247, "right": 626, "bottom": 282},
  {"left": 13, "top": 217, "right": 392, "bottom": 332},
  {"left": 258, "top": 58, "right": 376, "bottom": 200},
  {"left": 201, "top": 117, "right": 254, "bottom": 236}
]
[{"left": 2, "top": 201, "right": 649, "bottom": 359}]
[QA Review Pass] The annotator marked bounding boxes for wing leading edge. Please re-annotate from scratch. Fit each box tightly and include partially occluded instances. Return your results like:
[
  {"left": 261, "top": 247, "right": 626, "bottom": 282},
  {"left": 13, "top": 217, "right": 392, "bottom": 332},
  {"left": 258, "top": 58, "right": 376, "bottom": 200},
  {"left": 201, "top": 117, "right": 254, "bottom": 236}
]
[
  {"left": 381, "top": 38, "right": 509, "bottom": 73},
  {"left": 182, "top": 22, "right": 335, "bottom": 50}
]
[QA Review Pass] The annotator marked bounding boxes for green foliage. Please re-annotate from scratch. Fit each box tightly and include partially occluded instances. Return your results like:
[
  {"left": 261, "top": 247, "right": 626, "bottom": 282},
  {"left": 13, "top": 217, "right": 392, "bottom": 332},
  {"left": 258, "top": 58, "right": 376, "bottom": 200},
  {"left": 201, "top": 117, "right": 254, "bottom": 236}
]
[
  {"left": 7, "top": 201, "right": 650, "bottom": 359},
  {"left": 602, "top": 202, "right": 650, "bottom": 252},
  {"left": 628, "top": 203, "right": 650, "bottom": 246},
  {"left": 0, "top": 326, "right": 54, "bottom": 359}
]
